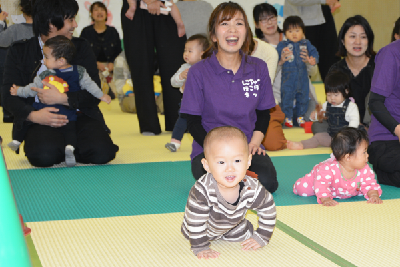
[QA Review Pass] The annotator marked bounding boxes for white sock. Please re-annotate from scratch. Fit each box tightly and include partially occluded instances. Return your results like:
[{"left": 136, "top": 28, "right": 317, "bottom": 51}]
[{"left": 171, "top": 141, "right": 181, "bottom": 149}]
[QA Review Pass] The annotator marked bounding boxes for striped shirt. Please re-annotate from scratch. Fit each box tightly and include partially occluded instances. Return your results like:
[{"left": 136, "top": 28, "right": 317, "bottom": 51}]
[{"left": 181, "top": 173, "right": 276, "bottom": 255}]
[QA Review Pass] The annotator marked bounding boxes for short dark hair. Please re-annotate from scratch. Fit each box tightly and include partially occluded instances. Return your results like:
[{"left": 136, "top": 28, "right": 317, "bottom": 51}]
[
  {"left": 187, "top": 34, "right": 209, "bottom": 52},
  {"left": 90, "top": 1, "right": 108, "bottom": 22},
  {"left": 336, "top": 15, "right": 375, "bottom": 57},
  {"left": 253, "top": 3, "right": 281, "bottom": 39},
  {"left": 203, "top": 126, "right": 248, "bottom": 158},
  {"left": 282, "top": 16, "right": 305, "bottom": 35},
  {"left": 331, "top": 127, "right": 369, "bottom": 161},
  {"left": 44, "top": 35, "right": 76, "bottom": 63},
  {"left": 391, "top": 17, "right": 400, "bottom": 42},
  {"left": 32, "top": 0, "right": 79, "bottom": 37},
  {"left": 325, "top": 70, "right": 351, "bottom": 99},
  {"left": 19, "top": 0, "right": 33, "bottom": 17}
]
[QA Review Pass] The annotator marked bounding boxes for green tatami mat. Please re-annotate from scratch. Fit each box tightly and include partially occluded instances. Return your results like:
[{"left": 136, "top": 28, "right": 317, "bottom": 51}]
[{"left": 10, "top": 155, "right": 400, "bottom": 222}]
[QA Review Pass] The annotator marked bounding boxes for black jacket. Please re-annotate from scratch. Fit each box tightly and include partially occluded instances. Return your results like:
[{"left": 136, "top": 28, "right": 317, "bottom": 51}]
[
  {"left": 80, "top": 25, "right": 122, "bottom": 63},
  {"left": 1, "top": 36, "right": 109, "bottom": 133}
]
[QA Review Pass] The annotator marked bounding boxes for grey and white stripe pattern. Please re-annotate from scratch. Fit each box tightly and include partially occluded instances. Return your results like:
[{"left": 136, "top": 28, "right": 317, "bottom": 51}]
[{"left": 181, "top": 173, "right": 276, "bottom": 255}]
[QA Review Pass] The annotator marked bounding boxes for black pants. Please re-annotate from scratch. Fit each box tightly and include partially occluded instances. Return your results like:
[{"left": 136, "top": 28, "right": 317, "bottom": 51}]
[
  {"left": 23, "top": 114, "right": 119, "bottom": 167},
  {"left": 368, "top": 140, "right": 400, "bottom": 187},
  {"left": 305, "top": 5, "right": 339, "bottom": 81},
  {"left": 14, "top": 120, "right": 77, "bottom": 148},
  {"left": 191, "top": 152, "right": 279, "bottom": 193},
  {"left": 121, "top": 1, "right": 186, "bottom": 133}
]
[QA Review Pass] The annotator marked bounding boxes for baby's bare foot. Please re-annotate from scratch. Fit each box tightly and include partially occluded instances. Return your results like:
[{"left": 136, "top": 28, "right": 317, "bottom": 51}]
[
  {"left": 177, "top": 22, "right": 185, "bottom": 37},
  {"left": 287, "top": 140, "right": 304, "bottom": 150}
]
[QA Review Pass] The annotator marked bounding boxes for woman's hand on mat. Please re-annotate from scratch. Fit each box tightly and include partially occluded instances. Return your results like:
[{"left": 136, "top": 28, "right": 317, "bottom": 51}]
[
  {"left": 320, "top": 197, "right": 338, "bottom": 206},
  {"left": 197, "top": 249, "right": 220, "bottom": 259},
  {"left": 32, "top": 82, "right": 68, "bottom": 106},
  {"left": 394, "top": 124, "right": 400, "bottom": 142},
  {"left": 241, "top": 238, "right": 261, "bottom": 251},
  {"left": 27, "top": 107, "right": 68, "bottom": 127}
]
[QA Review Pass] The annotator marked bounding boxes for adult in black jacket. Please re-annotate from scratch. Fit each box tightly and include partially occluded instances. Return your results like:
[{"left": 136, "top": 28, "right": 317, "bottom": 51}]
[{"left": 1, "top": 0, "right": 118, "bottom": 167}]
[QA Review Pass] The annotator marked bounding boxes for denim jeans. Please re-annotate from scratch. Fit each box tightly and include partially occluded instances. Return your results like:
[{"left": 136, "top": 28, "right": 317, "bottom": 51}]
[{"left": 281, "top": 66, "right": 309, "bottom": 120}]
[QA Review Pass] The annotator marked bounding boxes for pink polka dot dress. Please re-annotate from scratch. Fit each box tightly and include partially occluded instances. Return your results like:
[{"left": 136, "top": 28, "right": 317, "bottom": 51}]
[{"left": 293, "top": 155, "right": 382, "bottom": 204}]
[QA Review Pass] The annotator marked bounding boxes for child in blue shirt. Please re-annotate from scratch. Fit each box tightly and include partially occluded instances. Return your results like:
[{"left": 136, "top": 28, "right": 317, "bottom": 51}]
[{"left": 277, "top": 16, "right": 319, "bottom": 127}]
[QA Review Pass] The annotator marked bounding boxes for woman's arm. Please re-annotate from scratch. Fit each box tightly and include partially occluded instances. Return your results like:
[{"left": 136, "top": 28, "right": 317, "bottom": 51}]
[
  {"left": 182, "top": 113, "right": 207, "bottom": 147},
  {"left": 369, "top": 92, "right": 399, "bottom": 135}
]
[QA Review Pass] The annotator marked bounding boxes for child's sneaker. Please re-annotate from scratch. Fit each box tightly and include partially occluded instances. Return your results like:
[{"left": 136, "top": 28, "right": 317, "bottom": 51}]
[
  {"left": 65, "top": 145, "right": 76, "bottom": 167},
  {"left": 284, "top": 118, "right": 293, "bottom": 127},
  {"left": 297, "top": 117, "right": 306, "bottom": 127},
  {"left": 165, "top": 142, "right": 177, "bottom": 152},
  {"left": 8, "top": 140, "right": 21, "bottom": 151}
]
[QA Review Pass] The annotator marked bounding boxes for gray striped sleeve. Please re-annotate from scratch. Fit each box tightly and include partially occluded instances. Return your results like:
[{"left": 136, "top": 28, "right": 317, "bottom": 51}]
[
  {"left": 250, "top": 185, "right": 276, "bottom": 246},
  {"left": 181, "top": 182, "right": 211, "bottom": 255}
]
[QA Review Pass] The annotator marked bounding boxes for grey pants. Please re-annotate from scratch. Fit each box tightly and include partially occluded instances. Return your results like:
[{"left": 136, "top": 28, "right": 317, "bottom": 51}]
[{"left": 301, "top": 132, "right": 331, "bottom": 149}]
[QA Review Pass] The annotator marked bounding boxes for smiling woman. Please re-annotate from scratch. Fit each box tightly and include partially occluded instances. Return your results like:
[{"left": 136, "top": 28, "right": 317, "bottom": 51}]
[
  {"left": 328, "top": 15, "right": 375, "bottom": 128},
  {"left": 180, "top": 2, "right": 278, "bottom": 194}
]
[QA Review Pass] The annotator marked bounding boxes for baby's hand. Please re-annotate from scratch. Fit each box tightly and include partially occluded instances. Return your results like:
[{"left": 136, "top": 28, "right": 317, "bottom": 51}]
[
  {"left": 317, "top": 110, "right": 326, "bottom": 123},
  {"left": 279, "top": 47, "right": 292, "bottom": 65},
  {"left": 320, "top": 197, "right": 338, "bottom": 206},
  {"left": 241, "top": 238, "right": 262, "bottom": 251},
  {"left": 10, "top": 84, "right": 19, "bottom": 95},
  {"left": 179, "top": 69, "right": 189, "bottom": 80},
  {"left": 197, "top": 249, "right": 220, "bottom": 259},
  {"left": 308, "top": 56, "right": 317, "bottom": 66},
  {"left": 100, "top": 94, "right": 112, "bottom": 104},
  {"left": 367, "top": 196, "right": 383, "bottom": 204}
]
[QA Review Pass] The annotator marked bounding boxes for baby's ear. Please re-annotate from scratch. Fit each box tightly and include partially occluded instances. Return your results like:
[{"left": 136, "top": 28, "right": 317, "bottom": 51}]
[
  {"left": 247, "top": 154, "right": 252, "bottom": 167},
  {"left": 201, "top": 158, "right": 210, "bottom": 173}
]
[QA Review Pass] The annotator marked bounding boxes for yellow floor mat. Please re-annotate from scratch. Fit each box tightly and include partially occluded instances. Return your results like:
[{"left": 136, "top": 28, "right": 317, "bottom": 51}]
[
  {"left": 27, "top": 212, "right": 338, "bottom": 267},
  {"left": 1, "top": 103, "right": 330, "bottom": 170},
  {"left": 277, "top": 199, "right": 400, "bottom": 267}
]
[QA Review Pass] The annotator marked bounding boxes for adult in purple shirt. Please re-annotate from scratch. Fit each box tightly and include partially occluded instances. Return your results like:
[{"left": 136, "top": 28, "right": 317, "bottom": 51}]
[
  {"left": 180, "top": 2, "right": 278, "bottom": 193},
  {"left": 368, "top": 40, "right": 400, "bottom": 187}
]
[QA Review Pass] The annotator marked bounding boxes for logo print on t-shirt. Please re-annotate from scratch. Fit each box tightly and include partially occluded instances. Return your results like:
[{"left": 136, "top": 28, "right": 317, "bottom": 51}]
[{"left": 242, "top": 79, "right": 260, "bottom": 98}]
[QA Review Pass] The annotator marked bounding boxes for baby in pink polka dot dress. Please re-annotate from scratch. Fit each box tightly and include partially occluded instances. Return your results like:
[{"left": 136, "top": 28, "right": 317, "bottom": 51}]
[{"left": 293, "top": 127, "right": 382, "bottom": 206}]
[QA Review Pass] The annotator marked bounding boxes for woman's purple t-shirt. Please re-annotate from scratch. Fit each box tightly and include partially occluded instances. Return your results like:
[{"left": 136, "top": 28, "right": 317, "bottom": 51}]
[
  {"left": 180, "top": 50, "right": 275, "bottom": 160},
  {"left": 369, "top": 40, "right": 400, "bottom": 143}
]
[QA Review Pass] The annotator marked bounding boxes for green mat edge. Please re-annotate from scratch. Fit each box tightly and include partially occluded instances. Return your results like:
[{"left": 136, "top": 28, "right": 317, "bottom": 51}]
[{"left": 251, "top": 210, "right": 357, "bottom": 267}]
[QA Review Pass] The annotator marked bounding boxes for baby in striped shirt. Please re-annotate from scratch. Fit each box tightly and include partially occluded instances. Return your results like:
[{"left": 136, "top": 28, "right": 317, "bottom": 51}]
[{"left": 181, "top": 126, "right": 276, "bottom": 259}]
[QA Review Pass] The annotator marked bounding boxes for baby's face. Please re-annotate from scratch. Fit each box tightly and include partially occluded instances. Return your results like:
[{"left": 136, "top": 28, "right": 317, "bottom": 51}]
[
  {"left": 202, "top": 137, "right": 251, "bottom": 190},
  {"left": 43, "top": 46, "right": 64, "bottom": 70},
  {"left": 183, "top": 40, "right": 204, "bottom": 65},
  {"left": 326, "top": 92, "right": 345, "bottom": 106},
  {"left": 285, "top": 26, "right": 304, "bottom": 43}
]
